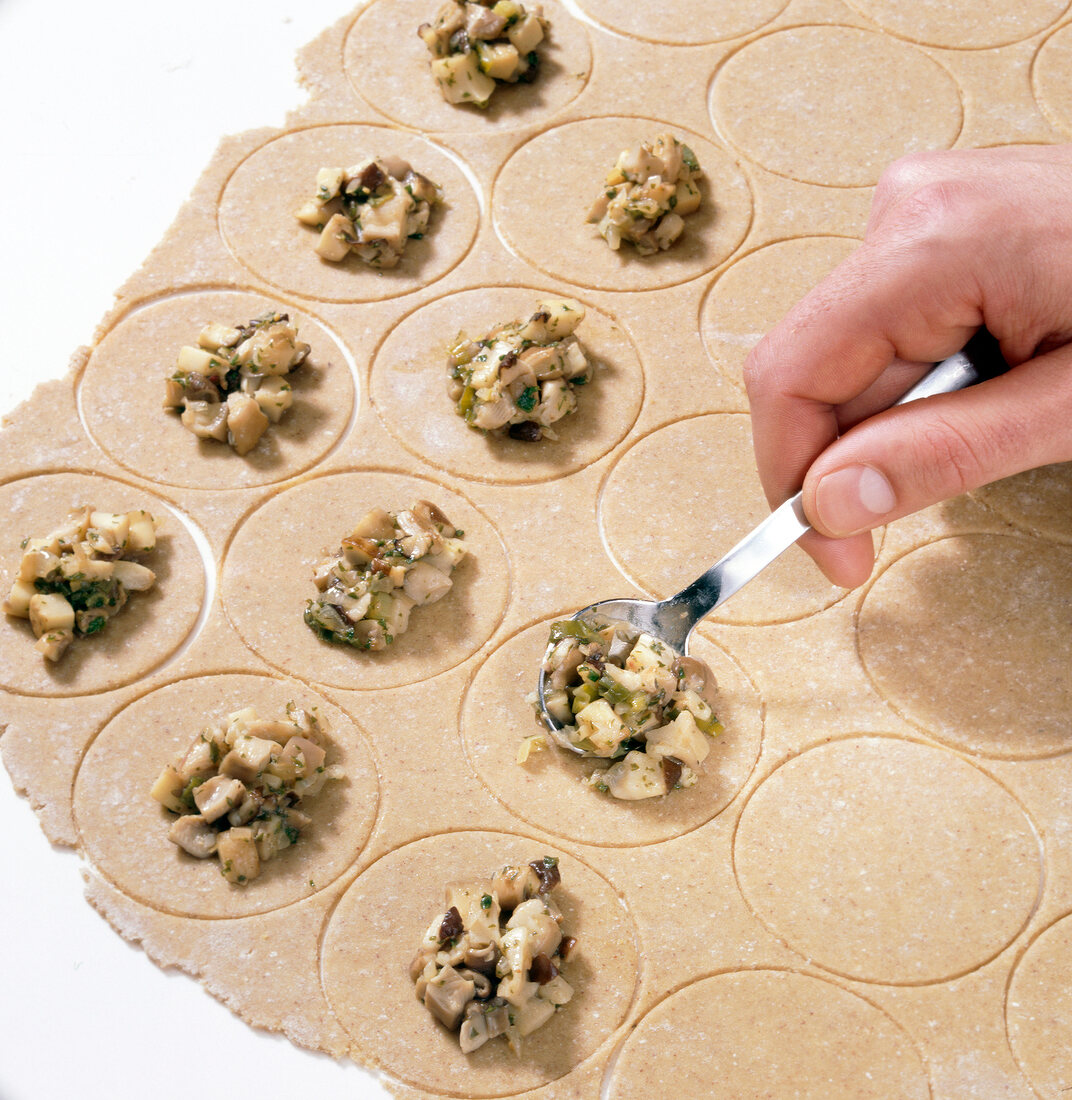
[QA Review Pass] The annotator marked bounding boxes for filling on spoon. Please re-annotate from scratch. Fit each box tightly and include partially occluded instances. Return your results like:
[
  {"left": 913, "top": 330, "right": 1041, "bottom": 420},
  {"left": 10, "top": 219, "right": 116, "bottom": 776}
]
[{"left": 526, "top": 617, "right": 723, "bottom": 799}]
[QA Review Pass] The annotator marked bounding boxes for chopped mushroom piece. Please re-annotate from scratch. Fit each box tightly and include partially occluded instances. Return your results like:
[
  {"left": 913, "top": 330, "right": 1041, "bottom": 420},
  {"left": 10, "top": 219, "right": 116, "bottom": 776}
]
[
  {"left": 151, "top": 704, "right": 343, "bottom": 885},
  {"left": 167, "top": 814, "right": 218, "bottom": 859},
  {"left": 448, "top": 299, "right": 595, "bottom": 442},
  {"left": 3, "top": 505, "right": 159, "bottom": 662},
  {"left": 418, "top": 0, "right": 547, "bottom": 107},
  {"left": 528, "top": 617, "right": 724, "bottom": 800},
  {"left": 164, "top": 310, "right": 309, "bottom": 455},
  {"left": 218, "top": 827, "right": 260, "bottom": 886},
  {"left": 304, "top": 501, "right": 466, "bottom": 651},
  {"left": 295, "top": 156, "right": 441, "bottom": 269},
  {"left": 587, "top": 133, "right": 703, "bottom": 255},
  {"left": 411, "top": 857, "right": 575, "bottom": 1054}
]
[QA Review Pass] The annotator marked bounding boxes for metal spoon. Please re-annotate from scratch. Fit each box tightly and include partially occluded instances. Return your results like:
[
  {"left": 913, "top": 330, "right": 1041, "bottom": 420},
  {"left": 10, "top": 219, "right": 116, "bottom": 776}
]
[{"left": 537, "top": 328, "right": 1011, "bottom": 743}]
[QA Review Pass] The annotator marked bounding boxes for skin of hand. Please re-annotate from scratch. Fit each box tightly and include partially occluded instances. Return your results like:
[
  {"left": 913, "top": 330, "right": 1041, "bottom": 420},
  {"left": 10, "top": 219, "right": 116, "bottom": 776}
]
[{"left": 743, "top": 144, "right": 1072, "bottom": 588}]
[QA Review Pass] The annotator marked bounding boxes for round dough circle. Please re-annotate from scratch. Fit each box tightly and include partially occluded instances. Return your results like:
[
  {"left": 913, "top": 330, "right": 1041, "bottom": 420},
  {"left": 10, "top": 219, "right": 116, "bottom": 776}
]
[
  {"left": 79, "top": 289, "right": 356, "bottom": 489},
  {"left": 846, "top": 0, "right": 1066, "bottom": 49},
  {"left": 734, "top": 737, "right": 1041, "bottom": 984},
  {"left": 701, "top": 236, "right": 859, "bottom": 391},
  {"left": 1007, "top": 913, "right": 1072, "bottom": 1098},
  {"left": 370, "top": 286, "right": 644, "bottom": 483},
  {"left": 972, "top": 462, "right": 1072, "bottom": 543},
  {"left": 574, "top": 0, "right": 789, "bottom": 45},
  {"left": 220, "top": 471, "right": 509, "bottom": 690},
  {"left": 600, "top": 414, "right": 852, "bottom": 624},
  {"left": 0, "top": 473, "right": 205, "bottom": 697},
  {"left": 320, "top": 830, "right": 638, "bottom": 1095},
  {"left": 710, "top": 25, "right": 963, "bottom": 187},
  {"left": 858, "top": 534, "right": 1072, "bottom": 758},
  {"left": 344, "top": 0, "right": 591, "bottom": 133},
  {"left": 605, "top": 970, "right": 929, "bottom": 1099},
  {"left": 461, "top": 618, "right": 762, "bottom": 845},
  {"left": 73, "top": 673, "right": 379, "bottom": 918},
  {"left": 218, "top": 125, "right": 480, "bottom": 303},
  {"left": 1034, "top": 23, "right": 1072, "bottom": 137},
  {"left": 493, "top": 118, "right": 752, "bottom": 292}
]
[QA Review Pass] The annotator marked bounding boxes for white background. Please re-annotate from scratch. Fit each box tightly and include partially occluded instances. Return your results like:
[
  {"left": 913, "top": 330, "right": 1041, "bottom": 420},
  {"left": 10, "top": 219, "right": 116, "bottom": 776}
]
[{"left": 0, "top": 2, "right": 392, "bottom": 1096}]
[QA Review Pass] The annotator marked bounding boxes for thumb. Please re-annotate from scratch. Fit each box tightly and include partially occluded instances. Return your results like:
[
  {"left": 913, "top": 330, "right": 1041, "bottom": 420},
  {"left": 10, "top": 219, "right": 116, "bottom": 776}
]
[{"left": 802, "top": 344, "right": 1072, "bottom": 540}]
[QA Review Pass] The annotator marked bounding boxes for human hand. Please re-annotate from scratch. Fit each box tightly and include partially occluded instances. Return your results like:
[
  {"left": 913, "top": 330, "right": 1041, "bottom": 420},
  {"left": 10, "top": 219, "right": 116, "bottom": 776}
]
[{"left": 743, "top": 144, "right": 1072, "bottom": 588}]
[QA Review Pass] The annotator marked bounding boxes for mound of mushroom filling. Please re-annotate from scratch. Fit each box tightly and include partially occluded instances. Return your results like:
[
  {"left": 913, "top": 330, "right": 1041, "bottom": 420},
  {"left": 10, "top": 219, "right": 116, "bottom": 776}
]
[
  {"left": 586, "top": 133, "right": 703, "bottom": 256},
  {"left": 448, "top": 299, "right": 595, "bottom": 441},
  {"left": 525, "top": 618, "right": 723, "bottom": 800},
  {"left": 410, "top": 857, "right": 576, "bottom": 1054},
  {"left": 151, "top": 703, "right": 343, "bottom": 885},
  {"left": 162, "top": 311, "right": 310, "bottom": 456},
  {"left": 295, "top": 156, "right": 440, "bottom": 269},
  {"left": 418, "top": 0, "right": 547, "bottom": 108},
  {"left": 3, "top": 505, "right": 158, "bottom": 662},
  {"left": 304, "top": 500, "right": 466, "bottom": 651}
]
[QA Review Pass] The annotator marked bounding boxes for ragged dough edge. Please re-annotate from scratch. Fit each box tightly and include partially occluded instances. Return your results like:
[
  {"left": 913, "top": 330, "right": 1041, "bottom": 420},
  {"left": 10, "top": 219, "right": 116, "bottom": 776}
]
[
  {"left": 0, "top": 351, "right": 96, "bottom": 472},
  {"left": 83, "top": 868, "right": 355, "bottom": 1059},
  {"left": 377, "top": 1060, "right": 607, "bottom": 1100},
  {"left": 0, "top": 3, "right": 1068, "bottom": 1097},
  {"left": 84, "top": 863, "right": 612, "bottom": 1100},
  {"left": 0, "top": 720, "right": 79, "bottom": 847}
]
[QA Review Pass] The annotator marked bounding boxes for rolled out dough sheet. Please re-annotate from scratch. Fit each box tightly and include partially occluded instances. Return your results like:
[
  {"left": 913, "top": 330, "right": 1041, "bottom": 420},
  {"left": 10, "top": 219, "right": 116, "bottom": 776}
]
[{"left": 3, "top": 2, "right": 1072, "bottom": 1099}]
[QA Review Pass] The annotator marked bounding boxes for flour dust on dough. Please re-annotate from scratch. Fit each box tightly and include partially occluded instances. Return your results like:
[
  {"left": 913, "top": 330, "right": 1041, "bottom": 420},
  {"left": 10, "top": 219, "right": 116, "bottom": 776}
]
[
  {"left": 80, "top": 289, "right": 356, "bottom": 490},
  {"left": 0, "top": 472, "right": 205, "bottom": 698},
  {"left": 320, "top": 830, "right": 638, "bottom": 1096},
  {"left": 73, "top": 672, "right": 380, "bottom": 919},
  {"left": 460, "top": 618, "right": 762, "bottom": 846},
  {"left": 734, "top": 736, "right": 1041, "bottom": 984},
  {"left": 710, "top": 25, "right": 964, "bottom": 187},
  {"left": 218, "top": 124, "right": 481, "bottom": 303},
  {"left": 493, "top": 117, "right": 753, "bottom": 293},
  {"left": 220, "top": 470, "right": 509, "bottom": 690},
  {"left": 370, "top": 285, "right": 644, "bottom": 483}
]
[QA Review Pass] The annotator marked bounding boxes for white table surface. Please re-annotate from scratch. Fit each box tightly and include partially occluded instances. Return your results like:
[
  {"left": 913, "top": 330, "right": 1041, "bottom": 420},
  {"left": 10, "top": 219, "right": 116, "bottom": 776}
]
[{"left": 0, "top": 2, "right": 392, "bottom": 1096}]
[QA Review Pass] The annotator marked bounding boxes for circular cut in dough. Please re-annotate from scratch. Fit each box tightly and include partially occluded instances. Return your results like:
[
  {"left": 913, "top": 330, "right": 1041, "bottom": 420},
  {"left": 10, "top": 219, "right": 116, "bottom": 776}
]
[
  {"left": 710, "top": 25, "right": 963, "bottom": 187},
  {"left": 493, "top": 118, "right": 752, "bottom": 293},
  {"left": 701, "top": 236, "right": 859, "bottom": 392},
  {"left": 79, "top": 289, "right": 356, "bottom": 490},
  {"left": 574, "top": 0, "right": 789, "bottom": 45},
  {"left": 460, "top": 618, "right": 762, "bottom": 845},
  {"left": 858, "top": 534, "right": 1072, "bottom": 758},
  {"left": 218, "top": 125, "right": 480, "bottom": 303},
  {"left": 972, "top": 462, "right": 1072, "bottom": 543},
  {"left": 73, "top": 673, "right": 379, "bottom": 919},
  {"left": 1007, "top": 913, "right": 1072, "bottom": 1098},
  {"left": 605, "top": 970, "right": 929, "bottom": 1099},
  {"left": 1034, "top": 23, "right": 1072, "bottom": 137},
  {"left": 320, "top": 830, "right": 638, "bottom": 1095},
  {"left": 220, "top": 471, "right": 509, "bottom": 690},
  {"left": 344, "top": 0, "right": 591, "bottom": 134},
  {"left": 734, "top": 737, "right": 1041, "bottom": 984},
  {"left": 601, "top": 414, "right": 852, "bottom": 624},
  {"left": 0, "top": 473, "right": 205, "bottom": 697},
  {"left": 370, "top": 286, "right": 644, "bottom": 483},
  {"left": 846, "top": 0, "right": 1066, "bottom": 50}
]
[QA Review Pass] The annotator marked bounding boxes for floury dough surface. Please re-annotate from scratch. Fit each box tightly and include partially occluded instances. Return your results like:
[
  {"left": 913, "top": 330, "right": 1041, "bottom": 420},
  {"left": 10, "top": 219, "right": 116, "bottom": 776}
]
[{"left": 2, "top": 2, "right": 1072, "bottom": 1098}]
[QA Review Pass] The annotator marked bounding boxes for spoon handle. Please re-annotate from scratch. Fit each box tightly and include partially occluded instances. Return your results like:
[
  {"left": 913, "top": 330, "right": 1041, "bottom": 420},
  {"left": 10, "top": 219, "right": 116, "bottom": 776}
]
[{"left": 664, "top": 328, "right": 1011, "bottom": 627}]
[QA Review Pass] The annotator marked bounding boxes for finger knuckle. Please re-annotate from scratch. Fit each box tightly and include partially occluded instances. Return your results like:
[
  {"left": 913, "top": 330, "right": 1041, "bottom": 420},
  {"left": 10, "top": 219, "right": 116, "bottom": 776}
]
[
  {"left": 914, "top": 411, "right": 998, "bottom": 496},
  {"left": 741, "top": 333, "right": 778, "bottom": 400},
  {"left": 874, "top": 150, "right": 946, "bottom": 205},
  {"left": 887, "top": 175, "right": 995, "bottom": 252}
]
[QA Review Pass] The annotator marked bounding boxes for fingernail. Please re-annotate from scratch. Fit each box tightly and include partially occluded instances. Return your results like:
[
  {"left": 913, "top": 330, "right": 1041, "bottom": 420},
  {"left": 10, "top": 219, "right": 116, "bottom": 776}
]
[{"left": 814, "top": 465, "right": 896, "bottom": 536}]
